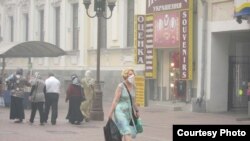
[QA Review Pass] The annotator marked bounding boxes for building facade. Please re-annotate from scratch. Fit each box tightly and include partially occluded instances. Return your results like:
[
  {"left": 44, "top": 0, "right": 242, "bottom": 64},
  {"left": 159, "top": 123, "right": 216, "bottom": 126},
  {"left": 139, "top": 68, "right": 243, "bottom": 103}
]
[
  {"left": 139, "top": 0, "right": 250, "bottom": 113},
  {"left": 0, "top": 0, "right": 250, "bottom": 113},
  {"left": 197, "top": 0, "right": 250, "bottom": 112},
  {"left": 0, "top": 0, "right": 145, "bottom": 103}
]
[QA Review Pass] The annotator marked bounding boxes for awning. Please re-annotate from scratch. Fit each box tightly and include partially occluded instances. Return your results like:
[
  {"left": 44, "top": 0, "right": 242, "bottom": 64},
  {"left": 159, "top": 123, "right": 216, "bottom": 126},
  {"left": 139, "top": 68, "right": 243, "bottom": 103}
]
[{"left": 0, "top": 41, "right": 66, "bottom": 58}]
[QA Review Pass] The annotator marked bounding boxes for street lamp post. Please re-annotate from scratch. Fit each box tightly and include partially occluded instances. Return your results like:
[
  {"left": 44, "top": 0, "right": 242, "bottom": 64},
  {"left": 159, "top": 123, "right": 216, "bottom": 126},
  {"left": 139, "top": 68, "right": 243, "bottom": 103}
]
[{"left": 83, "top": 0, "right": 117, "bottom": 121}]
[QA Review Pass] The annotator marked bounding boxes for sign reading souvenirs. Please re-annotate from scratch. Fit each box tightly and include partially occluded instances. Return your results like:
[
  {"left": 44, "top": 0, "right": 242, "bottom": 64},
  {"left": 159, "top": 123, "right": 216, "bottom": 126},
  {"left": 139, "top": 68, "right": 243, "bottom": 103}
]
[
  {"left": 180, "top": 10, "right": 189, "bottom": 79},
  {"left": 180, "top": 2, "right": 193, "bottom": 80},
  {"left": 134, "top": 15, "right": 146, "bottom": 64}
]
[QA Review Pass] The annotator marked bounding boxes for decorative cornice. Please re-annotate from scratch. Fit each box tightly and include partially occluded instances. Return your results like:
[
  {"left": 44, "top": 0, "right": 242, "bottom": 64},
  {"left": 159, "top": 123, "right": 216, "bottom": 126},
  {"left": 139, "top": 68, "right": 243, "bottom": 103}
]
[
  {"left": 4, "top": 0, "right": 16, "bottom": 16},
  {"left": 51, "top": 0, "right": 62, "bottom": 7},
  {"left": 5, "top": 0, "right": 16, "bottom": 6},
  {"left": 6, "top": 6, "right": 14, "bottom": 16},
  {"left": 68, "top": 0, "right": 78, "bottom": 4},
  {"left": 19, "top": 0, "right": 30, "bottom": 6},
  {"left": 0, "top": 0, "right": 5, "bottom": 6},
  {"left": 19, "top": 0, "right": 30, "bottom": 13},
  {"left": 35, "top": 0, "right": 45, "bottom": 10}
]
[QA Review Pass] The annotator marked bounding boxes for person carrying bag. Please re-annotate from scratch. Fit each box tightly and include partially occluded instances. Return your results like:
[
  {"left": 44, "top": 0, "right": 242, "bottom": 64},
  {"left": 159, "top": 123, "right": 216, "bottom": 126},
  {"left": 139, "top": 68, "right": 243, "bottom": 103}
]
[
  {"left": 107, "top": 67, "right": 141, "bottom": 141},
  {"left": 123, "top": 82, "right": 143, "bottom": 134}
]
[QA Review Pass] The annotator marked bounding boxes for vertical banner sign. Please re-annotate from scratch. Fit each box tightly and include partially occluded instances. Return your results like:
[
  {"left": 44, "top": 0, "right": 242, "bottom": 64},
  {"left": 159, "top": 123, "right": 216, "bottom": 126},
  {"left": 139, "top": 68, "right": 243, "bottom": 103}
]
[
  {"left": 134, "top": 15, "right": 145, "bottom": 64},
  {"left": 145, "top": 15, "right": 157, "bottom": 79},
  {"left": 180, "top": 10, "right": 189, "bottom": 79},
  {"left": 180, "top": 1, "right": 193, "bottom": 80},
  {"left": 135, "top": 76, "right": 145, "bottom": 107}
]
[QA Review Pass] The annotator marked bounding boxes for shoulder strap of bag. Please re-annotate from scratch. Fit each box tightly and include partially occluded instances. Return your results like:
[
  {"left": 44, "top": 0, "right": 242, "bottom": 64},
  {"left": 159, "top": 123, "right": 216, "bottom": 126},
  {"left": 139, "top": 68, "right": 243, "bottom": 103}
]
[
  {"left": 123, "top": 82, "right": 137, "bottom": 128},
  {"left": 122, "top": 82, "right": 133, "bottom": 109}
]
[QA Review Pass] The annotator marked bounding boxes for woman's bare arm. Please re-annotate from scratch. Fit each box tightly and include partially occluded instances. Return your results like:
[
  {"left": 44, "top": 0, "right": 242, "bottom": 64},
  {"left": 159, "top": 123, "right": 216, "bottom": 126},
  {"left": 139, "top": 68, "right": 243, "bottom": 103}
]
[{"left": 108, "top": 85, "right": 122, "bottom": 119}]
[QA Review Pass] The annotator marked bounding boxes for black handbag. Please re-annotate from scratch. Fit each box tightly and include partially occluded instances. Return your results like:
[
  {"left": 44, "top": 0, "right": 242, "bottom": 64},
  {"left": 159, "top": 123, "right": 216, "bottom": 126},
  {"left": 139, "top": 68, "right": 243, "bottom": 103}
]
[
  {"left": 103, "top": 118, "right": 122, "bottom": 141},
  {"left": 123, "top": 82, "right": 138, "bottom": 126}
]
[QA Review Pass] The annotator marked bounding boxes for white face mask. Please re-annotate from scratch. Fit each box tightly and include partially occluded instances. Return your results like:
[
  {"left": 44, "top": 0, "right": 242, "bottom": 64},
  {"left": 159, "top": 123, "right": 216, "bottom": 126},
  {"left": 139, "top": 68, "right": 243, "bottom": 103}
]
[
  {"left": 16, "top": 74, "right": 21, "bottom": 79},
  {"left": 72, "top": 78, "right": 80, "bottom": 85},
  {"left": 128, "top": 75, "right": 135, "bottom": 84}
]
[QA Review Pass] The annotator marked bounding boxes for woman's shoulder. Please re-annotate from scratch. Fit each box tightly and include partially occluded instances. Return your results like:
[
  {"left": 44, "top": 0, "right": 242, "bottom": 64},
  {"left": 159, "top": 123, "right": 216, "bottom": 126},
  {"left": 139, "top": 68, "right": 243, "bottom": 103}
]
[{"left": 118, "top": 82, "right": 125, "bottom": 88}]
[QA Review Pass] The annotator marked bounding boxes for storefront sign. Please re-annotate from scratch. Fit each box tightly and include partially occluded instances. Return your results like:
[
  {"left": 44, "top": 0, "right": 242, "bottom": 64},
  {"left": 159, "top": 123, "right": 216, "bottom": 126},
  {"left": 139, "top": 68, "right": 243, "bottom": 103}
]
[
  {"left": 146, "top": 0, "right": 189, "bottom": 14},
  {"left": 135, "top": 76, "right": 145, "bottom": 107},
  {"left": 179, "top": 2, "right": 193, "bottom": 80},
  {"left": 180, "top": 10, "right": 189, "bottom": 79},
  {"left": 134, "top": 15, "right": 146, "bottom": 64},
  {"left": 234, "top": 0, "right": 250, "bottom": 16},
  {"left": 153, "top": 11, "right": 180, "bottom": 48},
  {"left": 145, "top": 15, "right": 157, "bottom": 79},
  {"left": 146, "top": 0, "right": 193, "bottom": 80}
]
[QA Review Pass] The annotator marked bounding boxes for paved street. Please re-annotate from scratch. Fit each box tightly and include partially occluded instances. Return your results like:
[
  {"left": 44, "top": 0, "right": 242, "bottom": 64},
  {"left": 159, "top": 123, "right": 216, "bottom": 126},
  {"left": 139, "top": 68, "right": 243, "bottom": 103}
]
[{"left": 1, "top": 97, "right": 250, "bottom": 141}]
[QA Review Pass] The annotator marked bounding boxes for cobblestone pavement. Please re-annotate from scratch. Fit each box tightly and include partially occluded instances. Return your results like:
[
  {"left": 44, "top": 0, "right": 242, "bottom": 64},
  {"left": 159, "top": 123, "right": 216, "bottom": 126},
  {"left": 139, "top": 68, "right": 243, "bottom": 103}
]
[{"left": 1, "top": 98, "right": 250, "bottom": 141}]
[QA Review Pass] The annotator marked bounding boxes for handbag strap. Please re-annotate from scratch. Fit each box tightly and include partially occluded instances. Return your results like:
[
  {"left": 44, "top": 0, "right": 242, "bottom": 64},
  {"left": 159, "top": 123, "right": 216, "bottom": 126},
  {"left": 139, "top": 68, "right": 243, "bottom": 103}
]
[
  {"left": 122, "top": 82, "right": 134, "bottom": 111},
  {"left": 123, "top": 82, "right": 137, "bottom": 129}
]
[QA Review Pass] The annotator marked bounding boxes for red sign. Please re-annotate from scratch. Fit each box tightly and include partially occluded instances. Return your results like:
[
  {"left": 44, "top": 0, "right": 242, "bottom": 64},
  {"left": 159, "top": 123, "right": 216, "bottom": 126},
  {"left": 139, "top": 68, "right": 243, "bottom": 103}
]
[{"left": 153, "top": 11, "right": 180, "bottom": 48}]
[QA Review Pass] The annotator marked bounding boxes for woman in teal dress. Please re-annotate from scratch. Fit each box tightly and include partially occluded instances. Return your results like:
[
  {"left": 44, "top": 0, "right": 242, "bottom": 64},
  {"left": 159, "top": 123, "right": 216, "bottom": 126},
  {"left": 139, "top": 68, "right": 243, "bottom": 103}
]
[{"left": 108, "top": 68, "right": 140, "bottom": 141}]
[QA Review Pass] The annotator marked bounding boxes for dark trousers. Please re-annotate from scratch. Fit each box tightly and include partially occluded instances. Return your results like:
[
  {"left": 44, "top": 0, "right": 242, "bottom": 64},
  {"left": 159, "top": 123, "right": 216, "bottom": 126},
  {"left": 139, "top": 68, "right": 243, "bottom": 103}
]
[
  {"left": 30, "top": 102, "right": 45, "bottom": 124},
  {"left": 44, "top": 93, "right": 59, "bottom": 124},
  {"left": 10, "top": 96, "right": 25, "bottom": 120}
]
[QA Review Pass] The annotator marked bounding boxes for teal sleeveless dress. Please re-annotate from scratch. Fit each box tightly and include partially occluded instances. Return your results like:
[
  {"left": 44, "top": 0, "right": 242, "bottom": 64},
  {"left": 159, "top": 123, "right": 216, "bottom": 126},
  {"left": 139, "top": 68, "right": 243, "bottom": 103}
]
[{"left": 114, "top": 83, "right": 137, "bottom": 138}]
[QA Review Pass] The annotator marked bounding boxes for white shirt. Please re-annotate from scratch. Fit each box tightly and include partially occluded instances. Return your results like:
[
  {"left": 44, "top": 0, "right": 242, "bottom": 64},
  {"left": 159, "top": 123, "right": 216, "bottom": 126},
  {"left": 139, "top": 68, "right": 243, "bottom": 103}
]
[{"left": 45, "top": 76, "right": 60, "bottom": 94}]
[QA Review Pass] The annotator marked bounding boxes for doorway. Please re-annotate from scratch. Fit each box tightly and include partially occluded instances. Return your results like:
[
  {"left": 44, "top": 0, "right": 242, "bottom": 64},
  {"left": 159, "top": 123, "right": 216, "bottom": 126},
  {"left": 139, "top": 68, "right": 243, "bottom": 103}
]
[
  {"left": 228, "top": 56, "right": 249, "bottom": 110},
  {"left": 228, "top": 32, "right": 250, "bottom": 111}
]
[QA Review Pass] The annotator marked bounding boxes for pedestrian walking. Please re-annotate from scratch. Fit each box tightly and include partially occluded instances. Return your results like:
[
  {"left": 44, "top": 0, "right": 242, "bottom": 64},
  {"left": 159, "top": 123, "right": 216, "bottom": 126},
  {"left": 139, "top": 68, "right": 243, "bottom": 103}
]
[
  {"left": 108, "top": 67, "right": 140, "bottom": 141},
  {"left": 6, "top": 68, "right": 30, "bottom": 123},
  {"left": 80, "top": 70, "right": 95, "bottom": 122},
  {"left": 28, "top": 72, "right": 45, "bottom": 125},
  {"left": 44, "top": 72, "right": 60, "bottom": 125},
  {"left": 66, "top": 74, "right": 85, "bottom": 125}
]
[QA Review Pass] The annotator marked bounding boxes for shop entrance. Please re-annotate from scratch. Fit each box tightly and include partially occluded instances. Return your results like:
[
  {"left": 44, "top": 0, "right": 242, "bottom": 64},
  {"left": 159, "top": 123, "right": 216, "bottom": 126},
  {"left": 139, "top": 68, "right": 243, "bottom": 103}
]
[
  {"left": 228, "top": 56, "right": 249, "bottom": 110},
  {"left": 228, "top": 32, "right": 250, "bottom": 111}
]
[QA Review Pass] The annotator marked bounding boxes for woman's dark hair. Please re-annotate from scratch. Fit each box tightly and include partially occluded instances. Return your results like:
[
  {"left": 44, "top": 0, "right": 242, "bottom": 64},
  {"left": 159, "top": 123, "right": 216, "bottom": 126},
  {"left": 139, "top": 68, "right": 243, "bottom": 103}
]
[{"left": 71, "top": 74, "right": 78, "bottom": 81}]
